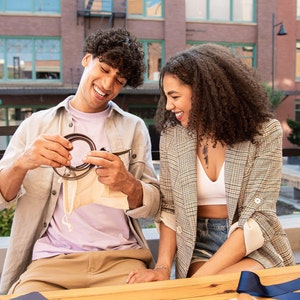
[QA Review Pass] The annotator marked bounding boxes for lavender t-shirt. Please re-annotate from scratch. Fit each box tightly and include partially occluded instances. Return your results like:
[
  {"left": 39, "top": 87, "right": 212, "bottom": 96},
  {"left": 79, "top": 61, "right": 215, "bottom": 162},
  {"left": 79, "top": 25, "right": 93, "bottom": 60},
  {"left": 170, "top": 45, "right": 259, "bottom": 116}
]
[{"left": 32, "top": 101, "right": 140, "bottom": 260}]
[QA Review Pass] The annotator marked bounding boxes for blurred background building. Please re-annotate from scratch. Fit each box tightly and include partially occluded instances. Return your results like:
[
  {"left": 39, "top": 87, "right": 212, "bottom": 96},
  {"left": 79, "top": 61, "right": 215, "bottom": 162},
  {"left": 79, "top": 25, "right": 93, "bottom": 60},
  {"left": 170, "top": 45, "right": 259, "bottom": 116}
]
[{"left": 0, "top": 0, "right": 299, "bottom": 152}]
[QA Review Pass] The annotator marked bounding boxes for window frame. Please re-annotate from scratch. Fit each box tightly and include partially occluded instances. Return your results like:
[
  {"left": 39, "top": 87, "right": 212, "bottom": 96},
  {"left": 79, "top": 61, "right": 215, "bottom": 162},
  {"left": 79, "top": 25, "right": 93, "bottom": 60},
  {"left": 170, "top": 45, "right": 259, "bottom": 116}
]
[
  {"left": 295, "top": 99, "right": 300, "bottom": 122},
  {"left": 0, "top": 104, "right": 52, "bottom": 148},
  {"left": 185, "top": 0, "right": 256, "bottom": 23},
  {"left": 296, "top": 41, "right": 300, "bottom": 80},
  {"left": 297, "top": 0, "right": 300, "bottom": 19},
  {"left": 127, "top": 0, "right": 164, "bottom": 19},
  {"left": 0, "top": 0, "right": 60, "bottom": 14},
  {"left": 187, "top": 41, "right": 256, "bottom": 68},
  {"left": 140, "top": 39, "right": 164, "bottom": 83},
  {"left": 0, "top": 36, "right": 62, "bottom": 82}
]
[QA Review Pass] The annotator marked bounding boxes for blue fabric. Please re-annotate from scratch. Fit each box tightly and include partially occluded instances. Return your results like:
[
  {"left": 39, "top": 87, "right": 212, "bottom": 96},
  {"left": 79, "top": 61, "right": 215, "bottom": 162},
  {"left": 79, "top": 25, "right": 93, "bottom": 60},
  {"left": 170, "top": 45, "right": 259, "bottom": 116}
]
[
  {"left": 192, "top": 218, "right": 228, "bottom": 261},
  {"left": 237, "top": 270, "right": 300, "bottom": 299}
]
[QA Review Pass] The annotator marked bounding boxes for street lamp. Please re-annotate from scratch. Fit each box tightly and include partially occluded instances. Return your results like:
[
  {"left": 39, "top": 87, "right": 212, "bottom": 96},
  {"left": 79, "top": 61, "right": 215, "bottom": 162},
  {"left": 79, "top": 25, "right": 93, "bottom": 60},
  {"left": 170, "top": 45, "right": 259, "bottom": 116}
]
[{"left": 272, "top": 13, "right": 287, "bottom": 91}]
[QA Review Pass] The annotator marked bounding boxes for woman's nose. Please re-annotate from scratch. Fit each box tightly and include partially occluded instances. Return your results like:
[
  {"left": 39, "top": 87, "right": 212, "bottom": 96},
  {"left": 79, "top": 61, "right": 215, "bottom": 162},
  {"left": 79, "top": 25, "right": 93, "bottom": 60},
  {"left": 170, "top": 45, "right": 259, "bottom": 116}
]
[{"left": 165, "top": 98, "right": 174, "bottom": 111}]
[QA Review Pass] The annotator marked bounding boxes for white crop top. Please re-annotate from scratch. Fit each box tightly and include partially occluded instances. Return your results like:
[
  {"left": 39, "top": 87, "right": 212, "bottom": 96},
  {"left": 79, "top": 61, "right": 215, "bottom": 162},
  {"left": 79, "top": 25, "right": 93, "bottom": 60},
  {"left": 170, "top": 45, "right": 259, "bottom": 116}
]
[{"left": 197, "top": 157, "right": 227, "bottom": 206}]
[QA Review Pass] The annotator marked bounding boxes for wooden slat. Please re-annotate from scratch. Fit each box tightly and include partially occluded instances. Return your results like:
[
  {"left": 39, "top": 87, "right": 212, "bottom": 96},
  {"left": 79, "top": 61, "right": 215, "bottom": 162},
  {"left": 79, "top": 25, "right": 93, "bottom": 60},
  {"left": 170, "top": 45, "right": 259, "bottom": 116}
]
[
  {"left": 283, "top": 148, "right": 300, "bottom": 157},
  {"left": 0, "top": 265, "right": 299, "bottom": 300},
  {"left": 0, "top": 125, "right": 18, "bottom": 136}
]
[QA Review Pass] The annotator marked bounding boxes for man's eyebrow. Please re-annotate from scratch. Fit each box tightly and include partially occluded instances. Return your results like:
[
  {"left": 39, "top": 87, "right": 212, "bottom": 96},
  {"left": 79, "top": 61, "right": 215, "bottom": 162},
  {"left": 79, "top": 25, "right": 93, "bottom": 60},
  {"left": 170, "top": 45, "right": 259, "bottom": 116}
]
[
  {"left": 100, "top": 61, "right": 126, "bottom": 79},
  {"left": 116, "top": 71, "right": 123, "bottom": 77},
  {"left": 116, "top": 71, "right": 127, "bottom": 79}
]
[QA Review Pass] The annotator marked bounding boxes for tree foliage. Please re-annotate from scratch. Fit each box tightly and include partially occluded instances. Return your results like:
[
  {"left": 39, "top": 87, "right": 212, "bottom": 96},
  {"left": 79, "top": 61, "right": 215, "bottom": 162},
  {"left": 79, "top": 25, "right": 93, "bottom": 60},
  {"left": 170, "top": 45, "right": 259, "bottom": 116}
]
[
  {"left": 0, "top": 207, "right": 14, "bottom": 236},
  {"left": 287, "top": 118, "right": 300, "bottom": 146},
  {"left": 263, "top": 83, "right": 285, "bottom": 111}
]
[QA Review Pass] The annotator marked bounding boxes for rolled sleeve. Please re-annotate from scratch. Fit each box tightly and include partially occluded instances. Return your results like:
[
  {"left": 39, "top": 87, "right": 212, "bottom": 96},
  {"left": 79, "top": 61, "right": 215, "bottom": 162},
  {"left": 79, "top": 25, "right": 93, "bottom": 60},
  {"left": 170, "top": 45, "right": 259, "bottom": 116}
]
[
  {"left": 126, "top": 179, "right": 160, "bottom": 218},
  {"left": 0, "top": 186, "right": 24, "bottom": 209},
  {"left": 158, "top": 210, "right": 176, "bottom": 231},
  {"left": 233, "top": 120, "right": 283, "bottom": 243},
  {"left": 229, "top": 218, "right": 264, "bottom": 255}
]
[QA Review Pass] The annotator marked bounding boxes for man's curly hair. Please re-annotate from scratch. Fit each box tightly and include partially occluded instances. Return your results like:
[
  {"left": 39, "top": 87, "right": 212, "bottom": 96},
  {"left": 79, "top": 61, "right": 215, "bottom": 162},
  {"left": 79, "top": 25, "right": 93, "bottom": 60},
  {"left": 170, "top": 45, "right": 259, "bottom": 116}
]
[
  {"left": 155, "top": 43, "right": 273, "bottom": 146},
  {"left": 83, "top": 27, "right": 145, "bottom": 88}
]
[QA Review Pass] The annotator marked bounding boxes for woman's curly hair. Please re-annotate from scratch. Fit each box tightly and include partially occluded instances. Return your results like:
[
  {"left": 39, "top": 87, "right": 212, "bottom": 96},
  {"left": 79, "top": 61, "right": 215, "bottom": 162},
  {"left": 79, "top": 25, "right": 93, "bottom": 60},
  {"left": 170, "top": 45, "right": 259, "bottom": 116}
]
[
  {"left": 155, "top": 43, "right": 273, "bottom": 146},
  {"left": 83, "top": 27, "right": 145, "bottom": 88}
]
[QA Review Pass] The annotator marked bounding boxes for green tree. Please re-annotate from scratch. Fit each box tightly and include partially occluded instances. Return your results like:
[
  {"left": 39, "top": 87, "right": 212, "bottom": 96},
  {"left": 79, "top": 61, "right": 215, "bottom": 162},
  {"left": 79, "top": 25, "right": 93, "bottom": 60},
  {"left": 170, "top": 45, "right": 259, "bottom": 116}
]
[
  {"left": 287, "top": 118, "right": 300, "bottom": 146},
  {"left": 263, "top": 83, "right": 286, "bottom": 111},
  {"left": 0, "top": 206, "right": 15, "bottom": 236}
]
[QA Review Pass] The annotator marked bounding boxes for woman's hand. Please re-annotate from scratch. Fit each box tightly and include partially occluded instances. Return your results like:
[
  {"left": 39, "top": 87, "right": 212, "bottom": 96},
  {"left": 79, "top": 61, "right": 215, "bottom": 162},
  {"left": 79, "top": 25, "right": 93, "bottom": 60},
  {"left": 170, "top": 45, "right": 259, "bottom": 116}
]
[{"left": 126, "top": 267, "right": 170, "bottom": 284}]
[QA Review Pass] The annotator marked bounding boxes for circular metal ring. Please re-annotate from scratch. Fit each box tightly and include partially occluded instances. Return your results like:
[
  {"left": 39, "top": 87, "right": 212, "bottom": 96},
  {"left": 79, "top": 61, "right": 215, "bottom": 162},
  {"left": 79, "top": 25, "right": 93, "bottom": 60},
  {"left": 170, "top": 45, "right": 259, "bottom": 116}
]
[{"left": 53, "top": 133, "right": 96, "bottom": 180}]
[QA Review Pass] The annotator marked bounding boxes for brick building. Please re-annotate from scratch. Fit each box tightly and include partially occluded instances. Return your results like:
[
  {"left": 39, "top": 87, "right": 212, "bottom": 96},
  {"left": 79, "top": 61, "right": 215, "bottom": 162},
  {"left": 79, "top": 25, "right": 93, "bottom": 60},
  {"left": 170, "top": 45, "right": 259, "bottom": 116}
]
[{"left": 0, "top": 0, "right": 299, "bottom": 150}]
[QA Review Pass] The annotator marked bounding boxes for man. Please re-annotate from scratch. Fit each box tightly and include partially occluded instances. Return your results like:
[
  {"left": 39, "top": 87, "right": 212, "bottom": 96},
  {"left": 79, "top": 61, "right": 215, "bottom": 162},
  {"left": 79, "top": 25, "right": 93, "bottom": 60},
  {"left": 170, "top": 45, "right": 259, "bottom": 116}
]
[{"left": 0, "top": 27, "right": 160, "bottom": 295}]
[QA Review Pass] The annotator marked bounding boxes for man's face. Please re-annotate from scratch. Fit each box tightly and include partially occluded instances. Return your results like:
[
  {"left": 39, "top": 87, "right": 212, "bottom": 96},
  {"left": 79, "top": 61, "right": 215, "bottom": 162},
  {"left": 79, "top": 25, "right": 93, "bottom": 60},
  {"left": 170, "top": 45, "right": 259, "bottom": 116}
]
[{"left": 73, "top": 53, "right": 127, "bottom": 113}]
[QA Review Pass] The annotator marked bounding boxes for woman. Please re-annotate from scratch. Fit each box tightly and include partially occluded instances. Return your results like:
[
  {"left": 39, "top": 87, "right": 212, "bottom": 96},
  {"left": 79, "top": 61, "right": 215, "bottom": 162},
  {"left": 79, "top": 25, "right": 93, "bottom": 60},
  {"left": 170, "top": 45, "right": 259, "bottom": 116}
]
[{"left": 126, "top": 44, "right": 294, "bottom": 283}]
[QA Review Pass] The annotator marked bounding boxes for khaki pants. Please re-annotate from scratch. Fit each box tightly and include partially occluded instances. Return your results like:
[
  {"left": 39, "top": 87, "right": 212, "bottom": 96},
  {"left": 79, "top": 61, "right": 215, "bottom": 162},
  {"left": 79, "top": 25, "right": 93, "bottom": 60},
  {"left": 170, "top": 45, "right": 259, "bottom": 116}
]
[{"left": 9, "top": 249, "right": 152, "bottom": 295}]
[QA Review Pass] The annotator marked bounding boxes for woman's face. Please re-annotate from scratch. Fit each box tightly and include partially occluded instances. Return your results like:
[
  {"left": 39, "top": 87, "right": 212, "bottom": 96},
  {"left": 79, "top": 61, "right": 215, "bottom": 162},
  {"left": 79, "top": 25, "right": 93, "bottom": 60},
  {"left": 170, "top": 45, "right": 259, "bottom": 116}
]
[{"left": 163, "top": 74, "right": 192, "bottom": 128}]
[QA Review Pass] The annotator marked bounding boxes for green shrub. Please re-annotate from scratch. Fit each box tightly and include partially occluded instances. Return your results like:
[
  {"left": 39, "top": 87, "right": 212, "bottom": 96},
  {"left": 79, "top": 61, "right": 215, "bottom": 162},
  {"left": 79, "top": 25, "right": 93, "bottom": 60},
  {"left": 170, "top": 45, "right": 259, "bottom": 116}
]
[
  {"left": 263, "top": 83, "right": 286, "bottom": 112},
  {"left": 0, "top": 207, "right": 15, "bottom": 236},
  {"left": 287, "top": 118, "right": 300, "bottom": 146}
]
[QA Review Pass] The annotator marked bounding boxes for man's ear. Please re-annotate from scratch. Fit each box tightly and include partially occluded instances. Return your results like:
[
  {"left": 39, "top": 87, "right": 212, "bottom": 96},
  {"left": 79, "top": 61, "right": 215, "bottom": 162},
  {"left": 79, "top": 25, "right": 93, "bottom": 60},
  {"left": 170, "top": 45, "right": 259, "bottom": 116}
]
[{"left": 82, "top": 53, "right": 92, "bottom": 67}]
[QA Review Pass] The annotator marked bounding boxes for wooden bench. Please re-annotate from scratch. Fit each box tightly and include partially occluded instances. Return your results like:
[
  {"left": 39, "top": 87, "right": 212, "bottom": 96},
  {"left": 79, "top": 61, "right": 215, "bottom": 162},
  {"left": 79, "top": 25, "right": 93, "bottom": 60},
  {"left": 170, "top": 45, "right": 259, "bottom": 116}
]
[
  {"left": 282, "top": 148, "right": 300, "bottom": 201},
  {"left": 0, "top": 125, "right": 18, "bottom": 160},
  {"left": 1, "top": 265, "right": 299, "bottom": 300},
  {"left": 0, "top": 126, "right": 18, "bottom": 137},
  {"left": 0, "top": 150, "right": 4, "bottom": 160},
  {"left": 282, "top": 164, "right": 300, "bottom": 194}
]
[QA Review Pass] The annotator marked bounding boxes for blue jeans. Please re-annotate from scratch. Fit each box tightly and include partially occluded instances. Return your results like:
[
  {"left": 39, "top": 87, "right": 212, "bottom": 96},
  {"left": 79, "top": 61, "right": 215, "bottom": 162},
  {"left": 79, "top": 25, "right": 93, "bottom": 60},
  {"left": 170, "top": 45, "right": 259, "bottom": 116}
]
[{"left": 191, "top": 217, "right": 229, "bottom": 263}]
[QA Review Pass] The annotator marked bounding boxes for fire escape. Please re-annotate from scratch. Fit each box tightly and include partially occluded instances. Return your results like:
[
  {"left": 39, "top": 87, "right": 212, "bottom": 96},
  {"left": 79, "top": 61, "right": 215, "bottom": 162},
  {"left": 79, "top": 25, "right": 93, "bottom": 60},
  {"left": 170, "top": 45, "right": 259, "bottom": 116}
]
[{"left": 77, "top": 0, "right": 126, "bottom": 29}]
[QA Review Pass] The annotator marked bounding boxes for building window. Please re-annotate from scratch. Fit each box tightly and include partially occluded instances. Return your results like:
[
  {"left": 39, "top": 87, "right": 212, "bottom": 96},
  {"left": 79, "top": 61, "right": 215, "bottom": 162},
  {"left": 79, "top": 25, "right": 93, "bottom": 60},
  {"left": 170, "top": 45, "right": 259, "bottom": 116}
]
[
  {"left": 128, "top": 0, "right": 163, "bottom": 18},
  {"left": 297, "top": 0, "right": 300, "bottom": 19},
  {"left": 0, "top": 37, "right": 61, "bottom": 81},
  {"left": 296, "top": 42, "right": 300, "bottom": 79},
  {"left": 0, "top": 39, "right": 4, "bottom": 80},
  {"left": 128, "top": 104, "right": 160, "bottom": 160},
  {"left": 185, "top": 0, "right": 255, "bottom": 23},
  {"left": 0, "top": 105, "right": 51, "bottom": 149},
  {"left": 0, "top": 0, "right": 60, "bottom": 13},
  {"left": 140, "top": 40, "right": 163, "bottom": 82},
  {"left": 230, "top": 45, "right": 255, "bottom": 68},
  {"left": 295, "top": 100, "right": 300, "bottom": 121},
  {"left": 83, "top": 0, "right": 112, "bottom": 12},
  {"left": 187, "top": 42, "right": 256, "bottom": 68}
]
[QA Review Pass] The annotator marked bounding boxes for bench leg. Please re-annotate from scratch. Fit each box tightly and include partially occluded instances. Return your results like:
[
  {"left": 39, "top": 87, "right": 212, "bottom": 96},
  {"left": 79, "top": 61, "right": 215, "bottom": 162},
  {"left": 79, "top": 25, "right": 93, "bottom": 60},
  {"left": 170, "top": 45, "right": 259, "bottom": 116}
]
[{"left": 293, "top": 188, "right": 300, "bottom": 202}]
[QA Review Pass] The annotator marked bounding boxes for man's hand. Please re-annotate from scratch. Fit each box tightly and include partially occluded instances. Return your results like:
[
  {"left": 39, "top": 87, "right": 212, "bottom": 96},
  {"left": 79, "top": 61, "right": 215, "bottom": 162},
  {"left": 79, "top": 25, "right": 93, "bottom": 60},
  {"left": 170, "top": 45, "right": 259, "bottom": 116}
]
[
  {"left": 83, "top": 150, "right": 143, "bottom": 209},
  {"left": 0, "top": 134, "right": 73, "bottom": 202},
  {"left": 17, "top": 134, "right": 73, "bottom": 171},
  {"left": 84, "top": 150, "right": 129, "bottom": 190}
]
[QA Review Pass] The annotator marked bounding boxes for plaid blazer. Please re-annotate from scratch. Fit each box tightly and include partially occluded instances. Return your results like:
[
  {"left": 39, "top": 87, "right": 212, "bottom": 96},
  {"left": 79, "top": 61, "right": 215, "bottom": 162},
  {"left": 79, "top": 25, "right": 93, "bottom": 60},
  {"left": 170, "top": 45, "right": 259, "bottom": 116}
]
[{"left": 158, "top": 118, "right": 295, "bottom": 279}]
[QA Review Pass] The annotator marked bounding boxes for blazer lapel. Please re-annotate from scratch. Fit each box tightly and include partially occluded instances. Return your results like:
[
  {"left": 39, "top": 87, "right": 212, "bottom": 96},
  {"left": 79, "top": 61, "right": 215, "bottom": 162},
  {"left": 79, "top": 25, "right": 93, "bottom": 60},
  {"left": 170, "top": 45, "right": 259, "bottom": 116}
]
[
  {"left": 175, "top": 127, "right": 198, "bottom": 232},
  {"left": 225, "top": 141, "right": 251, "bottom": 223}
]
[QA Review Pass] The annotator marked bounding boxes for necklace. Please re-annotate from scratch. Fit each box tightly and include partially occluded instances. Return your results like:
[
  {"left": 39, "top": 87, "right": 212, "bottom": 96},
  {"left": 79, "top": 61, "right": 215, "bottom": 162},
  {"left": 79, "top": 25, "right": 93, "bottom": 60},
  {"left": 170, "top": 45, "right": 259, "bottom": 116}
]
[{"left": 202, "top": 142, "right": 209, "bottom": 169}]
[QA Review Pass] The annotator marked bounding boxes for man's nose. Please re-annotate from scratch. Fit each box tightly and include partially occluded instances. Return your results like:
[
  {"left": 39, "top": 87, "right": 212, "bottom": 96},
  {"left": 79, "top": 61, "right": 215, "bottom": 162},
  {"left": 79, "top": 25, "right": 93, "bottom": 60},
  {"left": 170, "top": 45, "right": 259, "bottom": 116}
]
[{"left": 102, "top": 76, "right": 114, "bottom": 91}]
